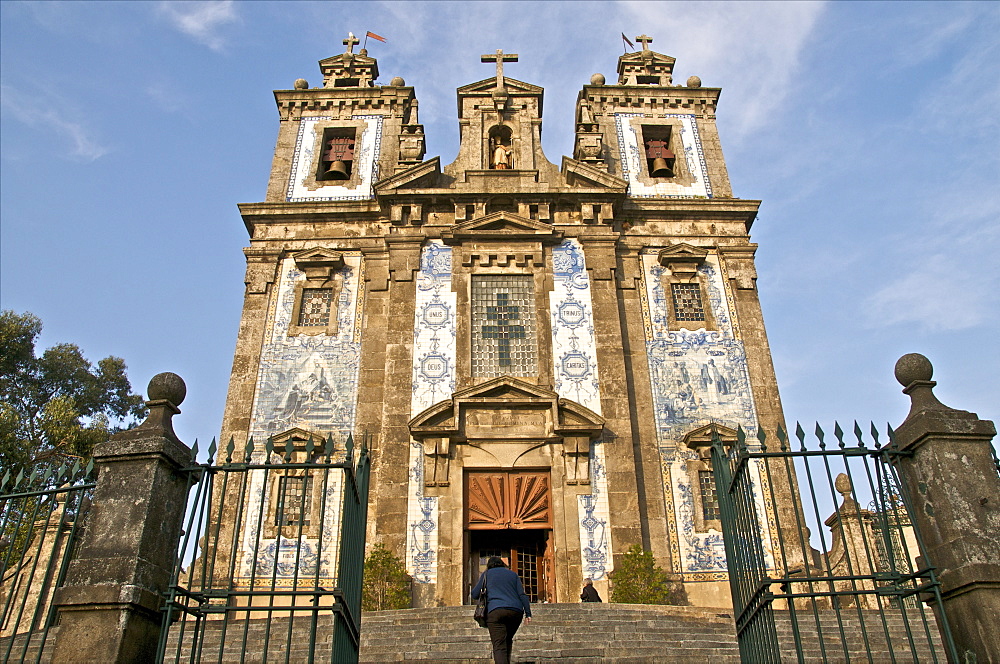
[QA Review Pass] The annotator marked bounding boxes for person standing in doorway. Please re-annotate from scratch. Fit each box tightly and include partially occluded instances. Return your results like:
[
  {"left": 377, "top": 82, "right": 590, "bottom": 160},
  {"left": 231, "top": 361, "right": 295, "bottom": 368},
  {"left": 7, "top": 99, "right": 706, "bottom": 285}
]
[
  {"left": 580, "top": 578, "right": 602, "bottom": 602},
  {"left": 471, "top": 556, "right": 532, "bottom": 664}
]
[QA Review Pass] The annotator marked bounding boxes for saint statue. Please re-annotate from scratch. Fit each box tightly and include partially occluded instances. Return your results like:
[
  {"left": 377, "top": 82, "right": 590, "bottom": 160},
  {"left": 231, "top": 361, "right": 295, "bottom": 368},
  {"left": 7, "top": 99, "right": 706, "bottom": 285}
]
[
  {"left": 491, "top": 136, "right": 512, "bottom": 169},
  {"left": 577, "top": 98, "right": 594, "bottom": 126}
]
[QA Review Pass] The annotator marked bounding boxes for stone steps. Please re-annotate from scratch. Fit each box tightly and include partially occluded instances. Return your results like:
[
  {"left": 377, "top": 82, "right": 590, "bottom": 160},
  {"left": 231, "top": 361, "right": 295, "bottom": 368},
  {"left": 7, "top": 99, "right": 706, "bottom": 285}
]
[{"left": 1, "top": 603, "right": 948, "bottom": 662}]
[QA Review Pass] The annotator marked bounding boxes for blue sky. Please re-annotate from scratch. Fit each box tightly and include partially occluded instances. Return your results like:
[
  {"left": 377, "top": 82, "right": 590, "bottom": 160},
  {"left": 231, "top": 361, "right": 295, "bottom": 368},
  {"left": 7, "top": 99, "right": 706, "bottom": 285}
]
[{"left": 2, "top": 1, "right": 998, "bottom": 449}]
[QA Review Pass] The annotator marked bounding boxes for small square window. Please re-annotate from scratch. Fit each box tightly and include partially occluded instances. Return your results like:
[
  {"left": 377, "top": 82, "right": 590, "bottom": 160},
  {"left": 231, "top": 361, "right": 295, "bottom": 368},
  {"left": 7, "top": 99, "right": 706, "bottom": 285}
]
[
  {"left": 276, "top": 475, "right": 313, "bottom": 527},
  {"left": 671, "top": 283, "right": 705, "bottom": 322},
  {"left": 297, "top": 288, "right": 333, "bottom": 327}
]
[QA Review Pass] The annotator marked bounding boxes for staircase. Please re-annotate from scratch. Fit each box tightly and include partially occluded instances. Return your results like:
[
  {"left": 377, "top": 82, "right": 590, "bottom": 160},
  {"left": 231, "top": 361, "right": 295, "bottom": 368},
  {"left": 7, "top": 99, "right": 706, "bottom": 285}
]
[
  {"left": 2, "top": 603, "right": 948, "bottom": 662},
  {"left": 359, "top": 603, "right": 945, "bottom": 663},
  {"left": 360, "top": 603, "right": 739, "bottom": 663}
]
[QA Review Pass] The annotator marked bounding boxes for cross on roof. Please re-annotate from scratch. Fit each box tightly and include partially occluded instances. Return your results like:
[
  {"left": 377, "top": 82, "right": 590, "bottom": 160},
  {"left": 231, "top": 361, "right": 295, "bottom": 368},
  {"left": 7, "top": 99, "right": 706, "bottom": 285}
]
[
  {"left": 481, "top": 49, "right": 518, "bottom": 89},
  {"left": 343, "top": 32, "right": 359, "bottom": 54},
  {"left": 635, "top": 34, "right": 653, "bottom": 51}
]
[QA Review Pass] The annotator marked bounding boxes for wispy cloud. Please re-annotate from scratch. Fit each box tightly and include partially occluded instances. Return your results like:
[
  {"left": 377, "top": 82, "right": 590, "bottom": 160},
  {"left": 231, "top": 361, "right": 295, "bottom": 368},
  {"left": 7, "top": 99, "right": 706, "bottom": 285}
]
[
  {"left": 0, "top": 85, "right": 109, "bottom": 162},
  {"left": 158, "top": 0, "right": 237, "bottom": 51},
  {"left": 866, "top": 255, "right": 995, "bottom": 332},
  {"left": 619, "top": 1, "right": 827, "bottom": 142}
]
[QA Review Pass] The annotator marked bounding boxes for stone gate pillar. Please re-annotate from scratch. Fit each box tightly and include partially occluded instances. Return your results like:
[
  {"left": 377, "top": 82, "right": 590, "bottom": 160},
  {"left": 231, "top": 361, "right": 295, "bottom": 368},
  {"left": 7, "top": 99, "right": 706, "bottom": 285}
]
[
  {"left": 51, "top": 373, "right": 191, "bottom": 664},
  {"left": 891, "top": 353, "right": 1000, "bottom": 663}
]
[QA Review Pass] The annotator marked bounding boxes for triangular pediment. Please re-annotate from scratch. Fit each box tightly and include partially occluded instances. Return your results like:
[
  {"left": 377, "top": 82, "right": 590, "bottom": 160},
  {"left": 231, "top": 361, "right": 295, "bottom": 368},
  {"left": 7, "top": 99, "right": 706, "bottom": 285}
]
[
  {"left": 318, "top": 53, "right": 377, "bottom": 67},
  {"left": 442, "top": 212, "right": 563, "bottom": 244},
  {"left": 617, "top": 50, "right": 675, "bottom": 68},
  {"left": 271, "top": 427, "right": 327, "bottom": 445},
  {"left": 457, "top": 77, "right": 543, "bottom": 95},
  {"left": 657, "top": 243, "right": 708, "bottom": 266},
  {"left": 683, "top": 422, "right": 739, "bottom": 449},
  {"left": 292, "top": 247, "right": 345, "bottom": 268},
  {"left": 409, "top": 377, "right": 604, "bottom": 438},
  {"left": 562, "top": 157, "right": 628, "bottom": 190},
  {"left": 374, "top": 157, "right": 441, "bottom": 193},
  {"left": 454, "top": 376, "right": 558, "bottom": 402}
]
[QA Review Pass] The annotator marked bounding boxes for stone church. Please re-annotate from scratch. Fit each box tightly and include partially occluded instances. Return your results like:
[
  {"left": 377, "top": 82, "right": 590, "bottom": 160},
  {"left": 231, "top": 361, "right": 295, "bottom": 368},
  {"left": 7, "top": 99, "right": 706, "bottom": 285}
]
[{"left": 219, "top": 35, "right": 788, "bottom": 609}]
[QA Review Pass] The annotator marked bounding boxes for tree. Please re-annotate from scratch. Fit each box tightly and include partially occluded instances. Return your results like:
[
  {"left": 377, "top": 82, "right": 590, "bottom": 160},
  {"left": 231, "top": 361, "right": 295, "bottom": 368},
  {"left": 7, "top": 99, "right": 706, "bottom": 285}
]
[
  {"left": 0, "top": 310, "right": 146, "bottom": 478},
  {"left": 361, "top": 543, "right": 411, "bottom": 611},
  {"left": 609, "top": 544, "right": 674, "bottom": 604}
]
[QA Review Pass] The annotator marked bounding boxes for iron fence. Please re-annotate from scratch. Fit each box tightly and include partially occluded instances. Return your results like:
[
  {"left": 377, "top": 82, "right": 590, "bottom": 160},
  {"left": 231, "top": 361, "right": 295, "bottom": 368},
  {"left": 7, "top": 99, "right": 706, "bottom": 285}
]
[
  {"left": 711, "top": 423, "right": 959, "bottom": 663},
  {"left": 0, "top": 460, "right": 94, "bottom": 664},
  {"left": 156, "top": 433, "right": 370, "bottom": 664}
]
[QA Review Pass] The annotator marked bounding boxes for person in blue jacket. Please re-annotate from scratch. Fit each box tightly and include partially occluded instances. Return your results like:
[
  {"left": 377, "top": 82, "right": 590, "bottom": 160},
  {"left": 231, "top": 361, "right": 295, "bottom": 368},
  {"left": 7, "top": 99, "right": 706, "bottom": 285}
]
[{"left": 471, "top": 556, "right": 532, "bottom": 664}]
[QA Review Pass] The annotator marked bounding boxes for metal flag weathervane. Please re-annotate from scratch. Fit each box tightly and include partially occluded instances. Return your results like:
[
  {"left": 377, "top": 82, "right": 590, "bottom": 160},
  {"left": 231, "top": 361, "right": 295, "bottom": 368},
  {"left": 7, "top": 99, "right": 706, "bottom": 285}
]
[{"left": 364, "top": 31, "right": 386, "bottom": 49}]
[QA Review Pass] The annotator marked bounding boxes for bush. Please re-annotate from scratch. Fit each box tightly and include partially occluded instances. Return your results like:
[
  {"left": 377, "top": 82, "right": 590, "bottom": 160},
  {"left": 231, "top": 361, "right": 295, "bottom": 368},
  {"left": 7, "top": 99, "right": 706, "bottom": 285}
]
[
  {"left": 609, "top": 544, "right": 673, "bottom": 604},
  {"left": 361, "top": 543, "right": 411, "bottom": 611}
]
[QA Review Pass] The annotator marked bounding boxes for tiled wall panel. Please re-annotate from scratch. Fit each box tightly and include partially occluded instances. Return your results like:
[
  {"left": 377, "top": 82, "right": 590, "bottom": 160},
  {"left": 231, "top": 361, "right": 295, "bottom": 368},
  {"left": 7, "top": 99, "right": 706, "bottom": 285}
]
[
  {"left": 235, "top": 255, "right": 365, "bottom": 584},
  {"left": 406, "top": 241, "right": 455, "bottom": 582},
  {"left": 551, "top": 240, "right": 612, "bottom": 580},
  {"left": 615, "top": 112, "right": 713, "bottom": 199},
  {"left": 638, "top": 251, "right": 774, "bottom": 578},
  {"left": 286, "top": 115, "right": 383, "bottom": 201}
]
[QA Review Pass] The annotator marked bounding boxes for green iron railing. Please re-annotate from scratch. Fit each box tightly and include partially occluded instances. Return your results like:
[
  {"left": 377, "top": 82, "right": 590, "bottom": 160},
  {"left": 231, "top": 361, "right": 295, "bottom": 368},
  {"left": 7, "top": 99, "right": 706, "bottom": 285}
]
[
  {"left": 156, "top": 432, "right": 371, "bottom": 664},
  {"left": 711, "top": 423, "right": 959, "bottom": 664},
  {"left": 0, "top": 460, "right": 95, "bottom": 664}
]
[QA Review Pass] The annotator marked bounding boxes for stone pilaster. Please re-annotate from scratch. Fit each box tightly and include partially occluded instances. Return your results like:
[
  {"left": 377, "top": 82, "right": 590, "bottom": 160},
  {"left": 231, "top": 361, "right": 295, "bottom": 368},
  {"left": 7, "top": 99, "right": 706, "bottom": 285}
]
[
  {"left": 890, "top": 353, "right": 1000, "bottom": 663},
  {"left": 369, "top": 238, "right": 421, "bottom": 559},
  {"left": 615, "top": 248, "right": 674, "bottom": 575},
  {"left": 581, "top": 234, "right": 645, "bottom": 562},
  {"left": 51, "top": 373, "right": 190, "bottom": 664}
]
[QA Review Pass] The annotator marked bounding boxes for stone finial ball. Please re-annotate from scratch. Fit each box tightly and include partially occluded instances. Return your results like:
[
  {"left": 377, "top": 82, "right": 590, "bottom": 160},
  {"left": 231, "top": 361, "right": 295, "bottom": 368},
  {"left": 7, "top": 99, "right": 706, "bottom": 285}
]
[
  {"left": 294, "top": 78, "right": 309, "bottom": 90},
  {"left": 687, "top": 76, "right": 702, "bottom": 88},
  {"left": 390, "top": 76, "right": 405, "bottom": 87},
  {"left": 590, "top": 73, "right": 606, "bottom": 86},
  {"left": 147, "top": 372, "right": 187, "bottom": 405},
  {"left": 894, "top": 353, "right": 933, "bottom": 387}
]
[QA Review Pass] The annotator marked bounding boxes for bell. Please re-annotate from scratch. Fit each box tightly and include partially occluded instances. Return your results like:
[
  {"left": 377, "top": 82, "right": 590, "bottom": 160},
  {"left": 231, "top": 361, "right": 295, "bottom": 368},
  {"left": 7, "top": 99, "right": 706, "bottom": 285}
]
[
  {"left": 650, "top": 156, "right": 674, "bottom": 178},
  {"left": 325, "top": 160, "right": 350, "bottom": 180}
]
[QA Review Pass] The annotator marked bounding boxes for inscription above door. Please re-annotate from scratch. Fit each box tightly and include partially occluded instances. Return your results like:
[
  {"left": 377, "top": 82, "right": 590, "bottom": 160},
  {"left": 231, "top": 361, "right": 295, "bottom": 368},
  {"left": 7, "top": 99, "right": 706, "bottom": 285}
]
[{"left": 466, "top": 471, "right": 551, "bottom": 529}]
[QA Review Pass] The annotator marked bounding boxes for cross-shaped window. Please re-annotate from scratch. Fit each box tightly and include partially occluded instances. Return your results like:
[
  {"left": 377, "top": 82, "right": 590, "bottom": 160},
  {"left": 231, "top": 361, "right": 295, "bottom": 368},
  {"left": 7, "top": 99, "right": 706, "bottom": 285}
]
[{"left": 471, "top": 275, "right": 537, "bottom": 377}]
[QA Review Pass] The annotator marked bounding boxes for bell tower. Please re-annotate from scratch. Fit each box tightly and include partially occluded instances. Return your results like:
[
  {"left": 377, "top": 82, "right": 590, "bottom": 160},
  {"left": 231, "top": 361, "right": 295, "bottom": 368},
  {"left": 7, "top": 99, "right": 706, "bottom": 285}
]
[{"left": 444, "top": 49, "right": 559, "bottom": 185}]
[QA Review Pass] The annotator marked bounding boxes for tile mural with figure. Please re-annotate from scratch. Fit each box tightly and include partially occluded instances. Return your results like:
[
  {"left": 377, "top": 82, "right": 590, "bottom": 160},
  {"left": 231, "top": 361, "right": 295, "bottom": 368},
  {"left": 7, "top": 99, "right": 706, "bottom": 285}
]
[
  {"left": 639, "top": 250, "right": 775, "bottom": 579},
  {"left": 234, "top": 254, "right": 365, "bottom": 583}
]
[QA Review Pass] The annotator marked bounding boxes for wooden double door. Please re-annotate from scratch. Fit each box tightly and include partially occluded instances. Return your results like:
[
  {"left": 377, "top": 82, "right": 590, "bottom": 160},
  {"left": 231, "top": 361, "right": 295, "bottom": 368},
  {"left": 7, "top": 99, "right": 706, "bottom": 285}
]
[{"left": 465, "top": 470, "right": 554, "bottom": 603}]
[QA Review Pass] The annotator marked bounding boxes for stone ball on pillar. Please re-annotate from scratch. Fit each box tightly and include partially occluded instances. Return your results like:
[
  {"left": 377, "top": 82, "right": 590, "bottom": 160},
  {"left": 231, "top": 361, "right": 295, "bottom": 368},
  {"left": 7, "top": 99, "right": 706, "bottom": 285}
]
[
  {"left": 294, "top": 78, "right": 309, "bottom": 90},
  {"left": 894, "top": 353, "right": 933, "bottom": 387},
  {"left": 687, "top": 76, "right": 702, "bottom": 88},
  {"left": 147, "top": 372, "right": 187, "bottom": 406},
  {"left": 590, "top": 73, "right": 606, "bottom": 86},
  {"left": 390, "top": 76, "right": 405, "bottom": 87}
]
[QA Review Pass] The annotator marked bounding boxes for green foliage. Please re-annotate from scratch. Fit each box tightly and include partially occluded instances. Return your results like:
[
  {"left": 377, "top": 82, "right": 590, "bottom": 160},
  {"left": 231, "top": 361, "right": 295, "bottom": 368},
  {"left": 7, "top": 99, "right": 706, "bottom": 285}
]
[
  {"left": 361, "top": 543, "right": 411, "bottom": 611},
  {"left": 609, "top": 544, "right": 674, "bottom": 604},
  {"left": 0, "top": 310, "right": 146, "bottom": 479}
]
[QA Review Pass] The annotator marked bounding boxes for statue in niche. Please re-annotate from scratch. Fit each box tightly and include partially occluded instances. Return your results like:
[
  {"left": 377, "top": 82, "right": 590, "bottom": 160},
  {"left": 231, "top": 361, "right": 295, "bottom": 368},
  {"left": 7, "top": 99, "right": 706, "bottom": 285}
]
[
  {"left": 577, "top": 98, "right": 594, "bottom": 128},
  {"left": 491, "top": 136, "right": 513, "bottom": 169}
]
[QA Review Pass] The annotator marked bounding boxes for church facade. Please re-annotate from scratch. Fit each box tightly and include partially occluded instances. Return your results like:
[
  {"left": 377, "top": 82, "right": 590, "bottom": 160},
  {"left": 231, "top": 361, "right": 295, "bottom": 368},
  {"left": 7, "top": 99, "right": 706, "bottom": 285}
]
[{"left": 219, "top": 36, "right": 789, "bottom": 608}]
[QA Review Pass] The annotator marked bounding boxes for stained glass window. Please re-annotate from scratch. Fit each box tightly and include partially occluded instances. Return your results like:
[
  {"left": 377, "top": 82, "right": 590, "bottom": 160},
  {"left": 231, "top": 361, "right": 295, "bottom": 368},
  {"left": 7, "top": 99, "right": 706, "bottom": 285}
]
[{"left": 471, "top": 275, "right": 537, "bottom": 377}]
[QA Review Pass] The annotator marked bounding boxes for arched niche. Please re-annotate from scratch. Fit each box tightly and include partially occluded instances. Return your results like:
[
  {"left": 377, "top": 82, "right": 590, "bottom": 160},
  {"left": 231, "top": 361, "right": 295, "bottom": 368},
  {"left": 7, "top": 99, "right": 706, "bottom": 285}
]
[{"left": 487, "top": 124, "right": 514, "bottom": 169}]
